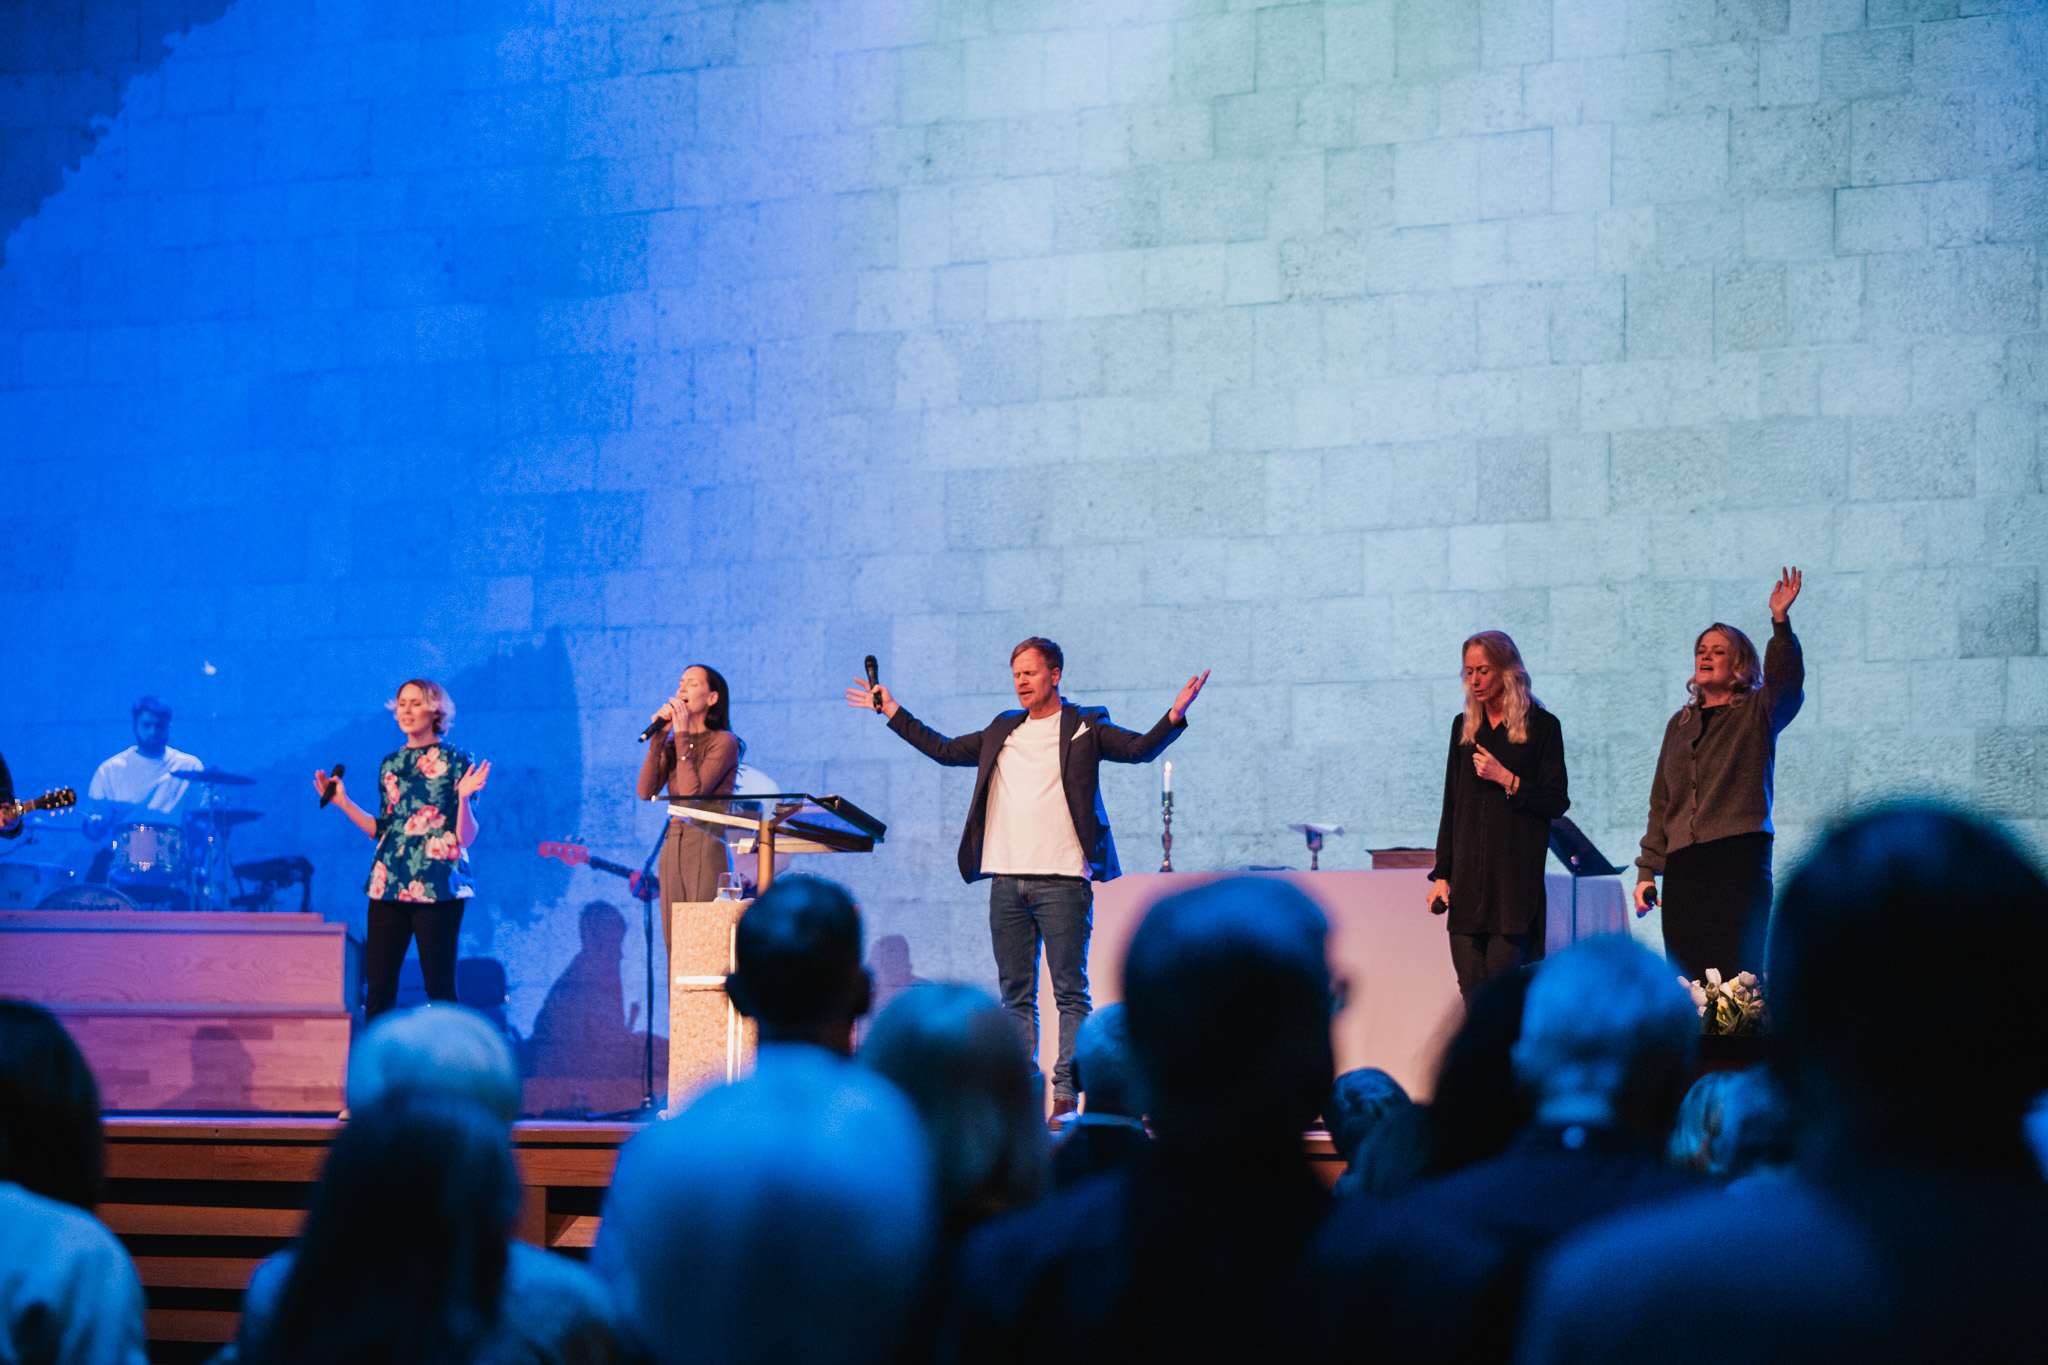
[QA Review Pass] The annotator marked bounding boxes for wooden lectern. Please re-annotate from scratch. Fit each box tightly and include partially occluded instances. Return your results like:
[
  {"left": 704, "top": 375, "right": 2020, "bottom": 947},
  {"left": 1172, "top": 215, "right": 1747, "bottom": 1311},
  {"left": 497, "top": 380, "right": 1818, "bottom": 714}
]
[{"left": 662, "top": 794, "right": 886, "bottom": 1112}]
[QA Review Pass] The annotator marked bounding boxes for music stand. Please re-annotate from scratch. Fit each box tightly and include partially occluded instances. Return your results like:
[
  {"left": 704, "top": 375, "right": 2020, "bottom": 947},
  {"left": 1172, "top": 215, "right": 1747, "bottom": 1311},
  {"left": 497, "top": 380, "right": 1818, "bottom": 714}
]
[{"left": 1549, "top": 816, "right": 1624, "bottom": 944}]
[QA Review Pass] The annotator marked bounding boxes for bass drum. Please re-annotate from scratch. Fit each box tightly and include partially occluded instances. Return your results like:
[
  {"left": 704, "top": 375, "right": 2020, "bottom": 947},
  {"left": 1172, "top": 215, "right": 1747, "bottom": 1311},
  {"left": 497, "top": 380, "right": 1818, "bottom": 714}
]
[
  {"left": 36, "top": 884, "right": 141, "bottom": 912},
  {"left": 1, "top": 861, "right": 76, "bottom": 910}
]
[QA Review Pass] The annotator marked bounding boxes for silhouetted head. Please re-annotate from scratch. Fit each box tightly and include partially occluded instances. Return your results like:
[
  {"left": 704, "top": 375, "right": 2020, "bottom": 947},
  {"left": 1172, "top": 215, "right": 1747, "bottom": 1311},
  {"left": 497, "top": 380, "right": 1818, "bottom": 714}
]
[
  {"left": 861, "top": 984, "right": 1045, "bottom": 1239},
  {"left": 1712, "top": 1066, "right": 1793, "bottom": 1180},
  {"left": 1772, "top": 803, "right": 2048, "bottom": 1168},
  {"left": 1426, "top": 966, "right": 1533, "bottom": 1175},
  {"left": 1326, "top": 1067, "right": 1411, "bottom": 1168},
  {"left": 0, "top": 1000, "right": 103, "bottom": 1211},
  {"left": 729, "top": 876, "right": 870, "bottom": 1053},
  {"left": 1513, "top": 934, "right": 1698, "bottom": 1144},
  {"left": 598, "top": 1049, "right": 934, "bottom": 1365},
  {"left": 1123, "top": 879, "right": 1333, "bottom": 1153},
  {"left": 249, "top": 1094, "right": 518, "bottom": 1365},
  {"left": 348, "top": 1004, "right": 521, "bottom": 1123},
  {"left": 1667, "top": 1069, "right": 1738, "bottom": 1173},
  {"left": 1073, "top": 1003, "right": 1143, "bottom": 1119}
]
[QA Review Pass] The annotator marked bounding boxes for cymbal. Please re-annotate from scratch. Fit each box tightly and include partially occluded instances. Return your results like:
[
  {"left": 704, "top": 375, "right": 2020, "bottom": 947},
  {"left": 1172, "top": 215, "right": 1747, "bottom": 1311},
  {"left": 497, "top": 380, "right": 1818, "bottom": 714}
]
[
  {"left": 186, "top": 807, "right": 263, "bottom": 828},
  {"left": 181, "top": 768, "right": 256, "bottom": 786}
]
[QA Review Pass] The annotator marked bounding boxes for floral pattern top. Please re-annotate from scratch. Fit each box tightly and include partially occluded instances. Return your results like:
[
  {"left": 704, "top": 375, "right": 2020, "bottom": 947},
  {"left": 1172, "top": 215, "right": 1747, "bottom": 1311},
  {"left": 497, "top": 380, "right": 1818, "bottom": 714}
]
[{"left": 366, "top": 743, "right": 477, "bottom": 902}]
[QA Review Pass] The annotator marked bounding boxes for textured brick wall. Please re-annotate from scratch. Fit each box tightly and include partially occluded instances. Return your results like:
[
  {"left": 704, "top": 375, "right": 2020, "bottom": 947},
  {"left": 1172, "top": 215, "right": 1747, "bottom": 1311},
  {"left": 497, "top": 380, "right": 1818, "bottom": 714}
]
[{"left": 3, "top": 0, "right": 2043, "bottom": 1052}]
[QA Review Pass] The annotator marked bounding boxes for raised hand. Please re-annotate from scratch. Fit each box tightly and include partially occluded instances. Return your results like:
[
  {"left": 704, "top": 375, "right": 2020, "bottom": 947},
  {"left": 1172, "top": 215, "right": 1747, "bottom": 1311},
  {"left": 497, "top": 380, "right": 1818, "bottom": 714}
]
[
  {"left": 844, "top": 678, "right": 899, "bottom": 719},
  {"left": 1472, "top": 745, "right": 1514, "bottom": 790},
  {"left": 312, "top": 769, "right": 346, "bottom": 805},
  {"left": 1168, "top": 669, "right": 1211, "bottom": 723},
  {"left": 457, "top": 760, "right": 492, "bottom": 800},
  {"left": 1769, "top": 566, "right": 1802, "bottom": 622}
]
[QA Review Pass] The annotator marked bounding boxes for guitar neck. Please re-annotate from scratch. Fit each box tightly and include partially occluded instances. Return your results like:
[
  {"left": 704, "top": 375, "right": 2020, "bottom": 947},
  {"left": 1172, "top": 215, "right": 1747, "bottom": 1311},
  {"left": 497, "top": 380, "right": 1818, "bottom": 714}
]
[{"left": 587, "top": 856, "right": 639, "bottom": 880}]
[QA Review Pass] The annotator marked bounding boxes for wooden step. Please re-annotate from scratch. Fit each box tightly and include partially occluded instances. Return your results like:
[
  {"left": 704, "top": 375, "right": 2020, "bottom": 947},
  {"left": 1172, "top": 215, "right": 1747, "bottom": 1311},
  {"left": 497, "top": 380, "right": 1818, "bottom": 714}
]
[
  {"left": 134, "top": 1256, "right": 264, "bottom": 1290},
  {"left": 145, "top": 1309, "right": 241, "bottom": 1344},
  {"left": 100, "top": 1203, "right": 306, "bottom": 1238},
  {"left": 0, "top": 911, "right": 347, "bottom": 1007}
]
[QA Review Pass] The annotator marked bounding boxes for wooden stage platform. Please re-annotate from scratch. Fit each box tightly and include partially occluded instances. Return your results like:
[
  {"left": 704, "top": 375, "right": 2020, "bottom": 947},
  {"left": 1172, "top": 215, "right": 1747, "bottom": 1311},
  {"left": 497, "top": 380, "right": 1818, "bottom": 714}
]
[
  {"left": 105, "top": 1116, "right": 634, "bottom": 1355},
  {"left": 106, "top": 1114, "right": 1342, "bottom": 1358}
]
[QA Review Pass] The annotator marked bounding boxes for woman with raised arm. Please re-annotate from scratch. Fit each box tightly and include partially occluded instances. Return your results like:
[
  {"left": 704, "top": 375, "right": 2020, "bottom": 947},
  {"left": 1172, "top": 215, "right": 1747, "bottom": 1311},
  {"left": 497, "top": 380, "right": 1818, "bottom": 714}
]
[
  {"left": 637, "top": 664, "right": 742, "bottom": 951},
  {"left": 1429, "top": 631, "right": 1571, "bottom": 1000},
  {"left": 1634, "top": 569, "right": 1805, "bottom": 982},
  {"left": 313, "top": 680, "right": 490, "bottom": 1020}
]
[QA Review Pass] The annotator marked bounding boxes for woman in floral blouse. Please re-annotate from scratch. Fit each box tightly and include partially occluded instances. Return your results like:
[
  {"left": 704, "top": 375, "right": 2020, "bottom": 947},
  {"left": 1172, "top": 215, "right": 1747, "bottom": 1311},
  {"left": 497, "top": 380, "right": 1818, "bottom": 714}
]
[{"left": 314, "top": 680, "right": 491, "bottom": 1019}]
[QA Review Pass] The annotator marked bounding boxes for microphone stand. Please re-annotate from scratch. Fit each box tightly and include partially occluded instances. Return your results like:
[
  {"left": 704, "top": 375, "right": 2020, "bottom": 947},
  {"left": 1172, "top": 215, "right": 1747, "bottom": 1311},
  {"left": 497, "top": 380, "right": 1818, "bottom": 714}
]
[{"left": 589, "top": 826, "right": 667, "bottom": 1122}]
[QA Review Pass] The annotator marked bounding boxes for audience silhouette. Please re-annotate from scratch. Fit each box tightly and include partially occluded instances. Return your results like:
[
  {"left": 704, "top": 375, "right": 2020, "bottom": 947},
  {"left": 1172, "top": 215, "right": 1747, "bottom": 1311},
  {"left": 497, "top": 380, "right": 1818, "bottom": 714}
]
[
  {"left": 863, "top": 983, "right": 1046, "bottom": 1241},
  {"left": 942, "top": 878, "right": 1336, "bottom": 1364},
  {"left": 1046, "top": 1003, "right": 1151, "bottom": 1191},
  {"left": 0, "top": 1000, "right": 147, "bottom": 1365},
  {"left": 235, "top": 1004, "right": 618, "bottom": 1365},
  {"left": 1519, "top": 804, "right": 2048, "bottom": 1364},
  {"left": 594, "top": 876, "right": 934, "bottom": 1365},
  {"left": 1314, "top": 934, "right": 1701, "bottom": 1363}
]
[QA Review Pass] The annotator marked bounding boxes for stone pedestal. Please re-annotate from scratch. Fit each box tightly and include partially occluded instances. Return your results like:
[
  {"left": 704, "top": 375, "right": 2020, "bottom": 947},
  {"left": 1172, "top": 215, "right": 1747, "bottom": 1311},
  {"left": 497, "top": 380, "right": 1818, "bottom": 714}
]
[{"left": 665, "top": 898, "right": 756, "bottom": 1112}]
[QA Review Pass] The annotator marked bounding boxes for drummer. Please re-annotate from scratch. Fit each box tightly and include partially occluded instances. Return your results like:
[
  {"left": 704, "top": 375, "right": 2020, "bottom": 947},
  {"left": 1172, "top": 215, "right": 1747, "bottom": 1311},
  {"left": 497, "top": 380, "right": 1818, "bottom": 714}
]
[{"left": 86, "top": 695, "right": 204, "bottom": 824}]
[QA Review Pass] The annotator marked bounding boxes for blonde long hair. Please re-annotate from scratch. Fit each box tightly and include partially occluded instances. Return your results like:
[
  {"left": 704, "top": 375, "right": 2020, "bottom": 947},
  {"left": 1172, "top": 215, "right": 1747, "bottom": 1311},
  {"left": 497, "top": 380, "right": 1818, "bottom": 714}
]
[{"left": 1460, "top": 631, "right": 1535, "bottom": 746}]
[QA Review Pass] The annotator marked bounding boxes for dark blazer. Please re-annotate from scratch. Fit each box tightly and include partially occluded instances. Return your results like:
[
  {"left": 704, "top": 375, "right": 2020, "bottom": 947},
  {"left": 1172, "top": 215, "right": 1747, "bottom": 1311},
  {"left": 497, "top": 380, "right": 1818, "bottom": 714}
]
[{"left": 888, "top": 700, "right": 1184, "bottom": 883}]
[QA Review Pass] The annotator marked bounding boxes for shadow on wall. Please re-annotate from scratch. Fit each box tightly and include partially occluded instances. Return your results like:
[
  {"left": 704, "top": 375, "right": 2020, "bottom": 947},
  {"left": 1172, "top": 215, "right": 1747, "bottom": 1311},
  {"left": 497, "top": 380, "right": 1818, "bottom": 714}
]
[
  {"left": 0, "top": 0, "right": 236, "bottom": 266},
  {"left": 523, "top": 900, "right": 668, "bottom": 1117},
  {"left": 856, "top": 932, "right": 929, "bottom": 1048}
]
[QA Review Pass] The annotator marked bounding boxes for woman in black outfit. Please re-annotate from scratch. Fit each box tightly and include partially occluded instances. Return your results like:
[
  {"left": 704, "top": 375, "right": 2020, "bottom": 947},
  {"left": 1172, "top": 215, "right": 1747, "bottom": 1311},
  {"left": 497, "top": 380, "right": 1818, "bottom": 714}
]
[
  {"left": 1634, "top": 569, "right": 1805, "bottom": 982},
  {"left": 1429, "top": 631, "right": 1571, "bottom": 1000}
]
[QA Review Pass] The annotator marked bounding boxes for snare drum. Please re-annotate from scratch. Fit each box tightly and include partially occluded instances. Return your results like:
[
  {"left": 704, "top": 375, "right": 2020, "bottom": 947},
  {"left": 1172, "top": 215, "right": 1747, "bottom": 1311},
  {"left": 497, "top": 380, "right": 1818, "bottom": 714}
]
[
  {"left": 111, "top": 821, "right": 189, "bottom": 884},
  {"left": 0, "top": 861, "right": 76, "bottom": 909}
]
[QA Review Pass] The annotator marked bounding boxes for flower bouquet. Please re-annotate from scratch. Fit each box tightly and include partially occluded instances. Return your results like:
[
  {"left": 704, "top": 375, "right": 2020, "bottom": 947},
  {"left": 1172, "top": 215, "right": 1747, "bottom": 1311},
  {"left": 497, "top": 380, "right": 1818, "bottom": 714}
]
[{"left": 1683, "top": 968, "right": 1767, "bottom": 1036}]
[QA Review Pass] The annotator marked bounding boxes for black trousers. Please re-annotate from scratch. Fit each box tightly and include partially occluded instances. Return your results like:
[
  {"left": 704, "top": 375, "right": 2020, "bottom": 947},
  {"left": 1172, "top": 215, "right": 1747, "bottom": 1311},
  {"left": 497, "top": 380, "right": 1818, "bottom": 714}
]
[
  {"left": 1662, "top": 832, "right": 1772, "bottom": 981},
  {"left": 365, "top": 897, "right": 465, "bottom": 1018},
  {"left": 1449, "top": 930, "right": 1533, "bottom": 1000}
]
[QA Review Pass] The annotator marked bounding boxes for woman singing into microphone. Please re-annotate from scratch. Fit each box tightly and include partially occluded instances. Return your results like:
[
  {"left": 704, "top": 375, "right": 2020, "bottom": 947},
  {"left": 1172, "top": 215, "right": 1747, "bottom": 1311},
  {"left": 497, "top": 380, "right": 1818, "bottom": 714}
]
[
  {"left": 638, "top": 665, "right": 742, "bottom": 950},
  {"left": 1634, "top": 569, "right": 1804, "bottom": 981},
  {"left": 313, "top": 680, "right": 491, "bottom": 1019},
  {"left": 1429, "top": 631, "right": 1570, "bottom": 1000}
]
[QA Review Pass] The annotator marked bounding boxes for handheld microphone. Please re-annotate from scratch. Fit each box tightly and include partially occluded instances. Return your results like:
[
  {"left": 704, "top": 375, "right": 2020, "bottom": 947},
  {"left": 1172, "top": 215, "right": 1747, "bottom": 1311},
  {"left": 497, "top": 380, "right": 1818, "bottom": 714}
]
[
  {"left": 1428, "top": 894, "right": 1448, "bottom": 916},
  {"left": 638, "top": 713, "right": 668, "bottom": 743},
  {"left": 1638, "top": 882, "right": 1658, "bottom": 918},
  {"left": 319, "top": 763, "right": 345, "bottom": 809},
  {"left": 864, "top": 655, "right": 882, "bottom": 711}
]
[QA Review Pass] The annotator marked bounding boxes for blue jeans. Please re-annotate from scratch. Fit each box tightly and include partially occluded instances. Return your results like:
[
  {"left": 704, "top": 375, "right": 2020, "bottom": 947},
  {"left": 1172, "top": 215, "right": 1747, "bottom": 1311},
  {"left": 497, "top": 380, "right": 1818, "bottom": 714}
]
[{"left": 988, "top": 875, "right": 1093, "bottom": 1100}]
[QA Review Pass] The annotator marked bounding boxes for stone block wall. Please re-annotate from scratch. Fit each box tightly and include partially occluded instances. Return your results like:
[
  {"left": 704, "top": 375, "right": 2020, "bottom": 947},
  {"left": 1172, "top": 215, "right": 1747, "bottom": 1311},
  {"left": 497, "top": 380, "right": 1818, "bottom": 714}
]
[{"left": 2, "top": 0, "right": 2042, "bottom": 1055}]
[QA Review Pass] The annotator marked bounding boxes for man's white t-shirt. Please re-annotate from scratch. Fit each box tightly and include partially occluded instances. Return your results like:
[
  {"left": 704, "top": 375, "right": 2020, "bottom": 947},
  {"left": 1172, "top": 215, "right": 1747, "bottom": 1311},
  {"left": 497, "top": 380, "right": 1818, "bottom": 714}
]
[
  {"left": 980, "top": 711, "right": 1089, "bottom": 878},
  {"left": 88, "top": 746, "right": 204, "bottom": 819}
]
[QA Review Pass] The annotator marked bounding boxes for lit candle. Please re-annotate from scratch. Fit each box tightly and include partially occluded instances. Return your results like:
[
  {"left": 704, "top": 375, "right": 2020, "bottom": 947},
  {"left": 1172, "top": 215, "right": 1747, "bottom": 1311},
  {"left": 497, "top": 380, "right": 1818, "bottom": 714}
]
[{"left": 1163, "top": 760, "right": 1173, "bottom": 793}]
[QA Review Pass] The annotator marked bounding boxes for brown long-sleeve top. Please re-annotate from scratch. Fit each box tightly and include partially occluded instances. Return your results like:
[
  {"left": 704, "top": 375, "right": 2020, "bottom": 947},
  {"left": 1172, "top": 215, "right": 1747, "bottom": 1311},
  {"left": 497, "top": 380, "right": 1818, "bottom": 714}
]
[
  {"left": 637, "top": 728, "right": 739, "bottom": 809},
  {"left": 1636, "top": 619, "right": 1803, "bottom": 880}
]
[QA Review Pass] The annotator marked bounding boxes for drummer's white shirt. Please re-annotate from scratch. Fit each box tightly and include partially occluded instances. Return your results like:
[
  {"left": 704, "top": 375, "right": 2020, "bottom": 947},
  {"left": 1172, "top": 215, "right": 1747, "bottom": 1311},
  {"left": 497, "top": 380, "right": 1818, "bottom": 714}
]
[{"left": 88, "top": 746, "right": 204, "bottom": 818}]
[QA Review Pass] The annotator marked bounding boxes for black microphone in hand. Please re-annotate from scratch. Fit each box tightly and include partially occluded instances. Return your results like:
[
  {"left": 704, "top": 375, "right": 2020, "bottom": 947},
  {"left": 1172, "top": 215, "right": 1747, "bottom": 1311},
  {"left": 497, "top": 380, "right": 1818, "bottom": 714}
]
[
  {"left": 864, "top": 655, "right": 882, "bottom": 711},
  {"left": 638, "top": 712, "right": 669, "bottom": 743},
  {"left": 319, "top": 763, "right": 345, "bottom": 809}
]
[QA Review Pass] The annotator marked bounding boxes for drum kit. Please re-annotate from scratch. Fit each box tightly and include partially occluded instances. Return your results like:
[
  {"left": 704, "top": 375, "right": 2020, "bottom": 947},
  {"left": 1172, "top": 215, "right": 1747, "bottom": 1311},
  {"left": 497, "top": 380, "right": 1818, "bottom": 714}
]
[{"left": 1, "top": 768, "right": 312, "bottom": 913}]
